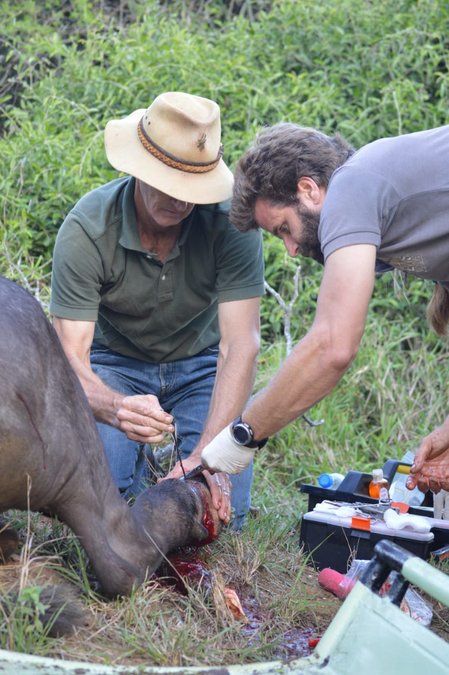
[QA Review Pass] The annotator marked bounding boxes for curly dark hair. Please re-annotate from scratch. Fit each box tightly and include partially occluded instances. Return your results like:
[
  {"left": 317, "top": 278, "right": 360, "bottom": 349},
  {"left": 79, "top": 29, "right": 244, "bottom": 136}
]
[
  {"left": 427, "top": 282, "right": 449, "bottom": 336},
  {"left": 230, "top": 123, "right": 355, "bottom": 231}
]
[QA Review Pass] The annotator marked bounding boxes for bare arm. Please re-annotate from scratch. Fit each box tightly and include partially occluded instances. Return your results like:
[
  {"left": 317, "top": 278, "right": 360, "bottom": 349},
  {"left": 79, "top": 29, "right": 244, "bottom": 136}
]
[
  {"left": 52, "top": 317, "right": 174, "bottom": 443},
  {"left": 242, "top": 245, "right": 376, "bottom": 437},
  {"left": 201, "top": 245, "right": 378, "bottom": 473},
  {"left": 166, "top": 296, "right": 260, "bottom": 469},
  {"left": 242, "top": 245, "right": 376, "bottom": 438},
  {"left": 196, "top": 297, "right": 260, "bottom": 450},
  {"left": 164, "top": 297, "right": 260, "bottom": 519}
]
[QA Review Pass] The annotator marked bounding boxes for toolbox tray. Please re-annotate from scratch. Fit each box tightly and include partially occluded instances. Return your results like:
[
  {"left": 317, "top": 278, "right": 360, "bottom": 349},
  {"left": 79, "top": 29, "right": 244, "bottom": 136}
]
[{"left": 299, "top": 508, "right": 434, "bottom": 572}]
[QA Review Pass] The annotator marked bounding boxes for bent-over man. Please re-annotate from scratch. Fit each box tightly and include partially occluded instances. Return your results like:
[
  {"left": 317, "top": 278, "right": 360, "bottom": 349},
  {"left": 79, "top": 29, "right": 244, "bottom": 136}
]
[{"left": 199, "top": 122, "right": 449, "bottom": 495}]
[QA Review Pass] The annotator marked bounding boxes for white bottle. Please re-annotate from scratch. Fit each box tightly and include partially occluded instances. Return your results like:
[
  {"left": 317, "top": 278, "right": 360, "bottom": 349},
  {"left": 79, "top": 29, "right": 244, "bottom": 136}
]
[
  {"left": 318, "top": 473, "right": 344, "bottom": 490},
  {"left": 390, "top": 480, "right": 407, "bottom": 503},
  {"left": 400, "top": 451, "right": 426, "bottom": 506}
]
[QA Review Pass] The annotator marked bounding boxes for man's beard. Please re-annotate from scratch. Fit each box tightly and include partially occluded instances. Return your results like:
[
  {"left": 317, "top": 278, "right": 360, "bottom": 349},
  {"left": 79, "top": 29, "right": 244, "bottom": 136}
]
[{"left": 294, "top": 200, "right": 324, "bottom": 264}]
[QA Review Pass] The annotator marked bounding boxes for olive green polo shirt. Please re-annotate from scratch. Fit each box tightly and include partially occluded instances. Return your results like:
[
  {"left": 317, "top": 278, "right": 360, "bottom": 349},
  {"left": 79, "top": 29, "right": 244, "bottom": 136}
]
[{"left": 50, "top": 177, "right": 265, "bottom": 363}]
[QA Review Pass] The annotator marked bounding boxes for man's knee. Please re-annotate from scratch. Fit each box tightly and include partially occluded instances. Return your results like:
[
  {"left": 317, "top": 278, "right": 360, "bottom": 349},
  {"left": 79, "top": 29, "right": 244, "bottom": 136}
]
[{"left": 96, "top": 422, "right": 143, "bottom": 493}]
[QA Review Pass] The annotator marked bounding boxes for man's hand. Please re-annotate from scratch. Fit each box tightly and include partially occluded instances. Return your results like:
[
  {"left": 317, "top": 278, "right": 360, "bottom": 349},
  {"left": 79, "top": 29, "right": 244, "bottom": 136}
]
[
  {"left": 116, "top": 394, "right": 174, "bottom": 444},
  {"left": 52, "top": 318, "right": 174, "bottom": 441},
  {"left": 164, "top": 456, "right": 232, "bottom": 524},
  {"left": 407, "top": 416, "right": 449, "bottom": 493},
  {"left": 164, "top": 454, "right": 201, "bottom": 480},
  {"left": 201, "top": 425, "right": 255, "bottom": 474}
]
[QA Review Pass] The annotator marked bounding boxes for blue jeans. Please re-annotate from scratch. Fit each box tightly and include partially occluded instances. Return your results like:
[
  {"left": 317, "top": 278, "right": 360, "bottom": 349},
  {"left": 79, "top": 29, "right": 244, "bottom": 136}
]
[{"left": 90, "top": 343, "right": 253, "bottom": 530}]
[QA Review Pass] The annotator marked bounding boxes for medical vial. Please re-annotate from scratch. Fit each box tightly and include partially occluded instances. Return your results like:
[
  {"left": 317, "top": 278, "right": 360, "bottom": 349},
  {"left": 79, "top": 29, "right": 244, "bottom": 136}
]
[{"left": 368, "top": 468, "right": 390, "bottom": 502}]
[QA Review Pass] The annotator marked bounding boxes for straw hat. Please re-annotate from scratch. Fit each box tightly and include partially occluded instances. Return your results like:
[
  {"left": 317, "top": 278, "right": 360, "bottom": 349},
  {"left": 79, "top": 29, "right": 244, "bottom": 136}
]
[{"left": 104, "top": 92, "right": 233, "bottom": 204}]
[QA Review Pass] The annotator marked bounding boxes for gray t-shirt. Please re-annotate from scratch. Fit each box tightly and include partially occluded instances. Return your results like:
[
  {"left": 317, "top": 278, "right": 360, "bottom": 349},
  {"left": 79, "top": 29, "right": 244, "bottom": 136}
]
[{"left": 319, "top": 125, "right": 449, "bottom": 286}]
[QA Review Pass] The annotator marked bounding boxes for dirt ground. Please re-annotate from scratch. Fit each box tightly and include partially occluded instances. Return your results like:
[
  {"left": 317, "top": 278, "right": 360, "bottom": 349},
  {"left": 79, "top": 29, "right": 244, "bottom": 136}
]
[{"left": 0, "top": 549, "right": 341, "bottom": 662}]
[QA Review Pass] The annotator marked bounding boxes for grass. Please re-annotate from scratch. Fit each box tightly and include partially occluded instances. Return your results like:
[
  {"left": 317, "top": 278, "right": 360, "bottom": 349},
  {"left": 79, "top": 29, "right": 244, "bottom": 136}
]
[{"left": 2, "top": 363, "right": 449, "bottom": 667}]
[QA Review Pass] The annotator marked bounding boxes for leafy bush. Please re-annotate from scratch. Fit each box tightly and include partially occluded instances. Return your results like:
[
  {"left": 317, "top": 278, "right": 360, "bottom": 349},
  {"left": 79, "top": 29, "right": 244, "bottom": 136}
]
[{"left": 1, "top": 0, "right": 448, "bottom": 331}]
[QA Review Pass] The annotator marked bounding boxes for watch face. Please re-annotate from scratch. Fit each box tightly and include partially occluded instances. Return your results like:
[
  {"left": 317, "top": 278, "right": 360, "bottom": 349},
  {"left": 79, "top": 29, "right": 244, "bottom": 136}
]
[{"left": 233, "top": 423, "right": 252, "bottom": 445}]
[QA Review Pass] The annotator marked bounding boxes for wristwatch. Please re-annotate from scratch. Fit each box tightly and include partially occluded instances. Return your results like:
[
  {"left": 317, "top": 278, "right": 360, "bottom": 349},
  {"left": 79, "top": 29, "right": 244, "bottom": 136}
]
[{"left": 230, "top": 416, "right": 268, "bottom": 449}]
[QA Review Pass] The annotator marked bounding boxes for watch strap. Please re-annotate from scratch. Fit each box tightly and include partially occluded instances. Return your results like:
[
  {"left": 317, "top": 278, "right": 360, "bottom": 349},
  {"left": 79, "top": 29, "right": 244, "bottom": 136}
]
[{"left": 231, "top": 416, "right": 268, "bottom": 449}]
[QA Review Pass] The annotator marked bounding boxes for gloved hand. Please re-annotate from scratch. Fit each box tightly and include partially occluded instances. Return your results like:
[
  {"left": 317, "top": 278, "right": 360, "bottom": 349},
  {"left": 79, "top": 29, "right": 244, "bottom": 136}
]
[{"left": 201, "top": 425, "right": 255, "bottom": 474}]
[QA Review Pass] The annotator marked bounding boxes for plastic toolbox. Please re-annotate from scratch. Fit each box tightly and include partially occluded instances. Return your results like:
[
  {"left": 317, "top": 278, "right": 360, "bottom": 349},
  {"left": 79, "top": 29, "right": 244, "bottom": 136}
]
[
  {"left": 299, "top": 459, "right": 449, "bottom": 554},
  {"left": 299, "top": 507, "right": 434, "bottom": 572}
]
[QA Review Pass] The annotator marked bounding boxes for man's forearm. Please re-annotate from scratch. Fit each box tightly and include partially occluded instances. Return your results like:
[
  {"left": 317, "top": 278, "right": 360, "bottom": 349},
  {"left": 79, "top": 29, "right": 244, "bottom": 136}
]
[
  {"left": 66, "top": 352, "right": 172, "bottom": 443},
  {"left": 242, "top": 329, "right": 352, "bottom": 440},
  {"left": 201, "top": 248, "right": 375, "bottom": 473},
  {"left": 65, "top": 352, "right": 124, "bottom": 426},
  {"left": 52, "top": 318, "right": 125, "bottom": 426},
  {"left": 193, "top": 345, "right": 258, "bottom": 454}
]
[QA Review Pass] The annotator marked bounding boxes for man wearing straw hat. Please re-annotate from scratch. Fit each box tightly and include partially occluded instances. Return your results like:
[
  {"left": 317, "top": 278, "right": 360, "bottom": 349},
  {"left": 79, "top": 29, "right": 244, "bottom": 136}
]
[{"left": 50, "top": 92, "right": 264, "bottom": 529}]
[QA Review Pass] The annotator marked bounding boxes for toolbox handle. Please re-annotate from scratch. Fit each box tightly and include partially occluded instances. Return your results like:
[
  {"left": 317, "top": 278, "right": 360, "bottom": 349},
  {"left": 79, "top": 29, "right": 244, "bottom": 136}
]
[
  {"left": 334, "top": 462, "right": 413, "bottom": 498},
  {"left": 382, "top": 459, "right": 412, "bottom": 484}
]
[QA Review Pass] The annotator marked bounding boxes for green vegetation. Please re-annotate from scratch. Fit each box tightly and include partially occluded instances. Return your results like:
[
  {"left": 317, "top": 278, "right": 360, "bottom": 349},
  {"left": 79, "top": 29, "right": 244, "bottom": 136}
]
[{"left": 1, "top": 0, "right": 449, "bottom": 665}]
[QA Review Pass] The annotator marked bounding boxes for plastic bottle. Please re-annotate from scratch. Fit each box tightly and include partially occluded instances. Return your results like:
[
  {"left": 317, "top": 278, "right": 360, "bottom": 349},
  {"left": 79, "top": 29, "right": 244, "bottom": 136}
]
[
  {"left": 318, "top": 568, "right": 356, "bottom": 599},
  {"left": 318, "top": 473, "right": 345, "bottom": 490},
  {"left": 390, "top": 476, "right": 423, "bottom": 506},
  {"left": 368, "top": 468, "right": 390, "bottom": 502},
  {"left": 388, "top": 455, "right": 426, "bottom": 507},
  {"left": 390, "top": 480, "right": 408, "bottom": 503},
  {"left": 399, "top": 451, "right": 426, "bottom": 506}
]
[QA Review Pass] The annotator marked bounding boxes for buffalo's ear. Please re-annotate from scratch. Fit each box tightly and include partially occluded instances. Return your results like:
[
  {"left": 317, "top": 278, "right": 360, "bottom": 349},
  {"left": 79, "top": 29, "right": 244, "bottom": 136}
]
[{"left": 189, "top": 521, "right": 209, "bottom": 544}]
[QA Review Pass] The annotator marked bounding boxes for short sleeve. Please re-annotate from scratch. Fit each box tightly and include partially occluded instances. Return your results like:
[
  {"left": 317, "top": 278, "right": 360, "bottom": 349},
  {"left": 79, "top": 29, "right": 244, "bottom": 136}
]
[
  {"left": 50, "top": 215, "right": 104, "bottom": 321},
  {"left": 214, "top": 225, "right": 265, "bottom": 303},
  {"left": 319, "top": 166, "right": 388, "bottom": 261}
]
